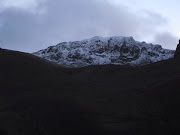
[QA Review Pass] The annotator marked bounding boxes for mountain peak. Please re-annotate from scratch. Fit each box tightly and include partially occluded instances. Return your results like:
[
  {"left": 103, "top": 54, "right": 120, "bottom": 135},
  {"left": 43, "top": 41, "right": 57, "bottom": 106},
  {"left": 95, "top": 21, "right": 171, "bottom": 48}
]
[
  {"left": 174, "top": 39, "right": 180, "bottom": 58},
  {"left": 33, "top": 36, "right": 175, "bottom": 67}
]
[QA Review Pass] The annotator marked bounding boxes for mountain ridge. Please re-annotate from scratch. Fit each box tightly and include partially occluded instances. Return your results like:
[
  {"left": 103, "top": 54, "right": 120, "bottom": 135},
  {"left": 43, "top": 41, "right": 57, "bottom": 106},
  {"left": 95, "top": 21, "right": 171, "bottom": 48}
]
[
  {"left": 33, "top": 36, "right": 175, "bottom": 67},
  {"left": 175, "top": 39, "right": 180, "bottom": 58}
]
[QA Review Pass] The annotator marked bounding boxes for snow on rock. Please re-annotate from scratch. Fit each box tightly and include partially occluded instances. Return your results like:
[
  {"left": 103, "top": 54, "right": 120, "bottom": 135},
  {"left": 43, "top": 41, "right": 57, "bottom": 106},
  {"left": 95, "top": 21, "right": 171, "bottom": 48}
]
[{"left": 33, "top": 36, "right": 175, "bottom": 67}]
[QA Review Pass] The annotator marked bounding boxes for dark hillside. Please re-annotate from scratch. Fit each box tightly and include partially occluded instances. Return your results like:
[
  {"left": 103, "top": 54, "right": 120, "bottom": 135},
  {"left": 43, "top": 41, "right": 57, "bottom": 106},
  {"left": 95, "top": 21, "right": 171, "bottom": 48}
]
[
  {"left": 0, "top": 48, "right": 180, "bottom": 135},
  {"left": 61, "top": 58, "right": 180, "bottom": 90}
]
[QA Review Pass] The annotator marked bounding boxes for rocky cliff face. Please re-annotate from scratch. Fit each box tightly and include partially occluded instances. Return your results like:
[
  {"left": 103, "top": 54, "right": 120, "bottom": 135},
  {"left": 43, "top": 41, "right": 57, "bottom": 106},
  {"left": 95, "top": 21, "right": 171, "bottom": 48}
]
[
  {"left": 33, "top": 36, "right": 175, "bottom": 67},
  {"left": 174, "top": 40, "right": 180, "bottom": 58}
]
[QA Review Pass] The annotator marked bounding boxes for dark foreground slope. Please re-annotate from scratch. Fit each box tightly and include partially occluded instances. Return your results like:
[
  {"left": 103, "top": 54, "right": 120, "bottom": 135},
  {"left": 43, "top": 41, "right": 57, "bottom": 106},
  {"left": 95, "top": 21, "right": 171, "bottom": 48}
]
[
  {"left": 0, "top": 49, "right": 100, "bottom": 135},
  {"left": 0, "top": 48, "right": 180, "bottom": 135}
]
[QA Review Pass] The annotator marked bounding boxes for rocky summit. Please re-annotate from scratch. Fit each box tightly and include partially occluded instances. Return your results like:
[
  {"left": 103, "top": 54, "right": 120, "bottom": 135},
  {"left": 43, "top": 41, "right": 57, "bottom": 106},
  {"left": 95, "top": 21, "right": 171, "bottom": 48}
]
[
  {"left": 174, "top": 40, "right": 180, "bottom": 58},
  {"left": 33, "top": 36, "right": 175, "bottom": 67}
]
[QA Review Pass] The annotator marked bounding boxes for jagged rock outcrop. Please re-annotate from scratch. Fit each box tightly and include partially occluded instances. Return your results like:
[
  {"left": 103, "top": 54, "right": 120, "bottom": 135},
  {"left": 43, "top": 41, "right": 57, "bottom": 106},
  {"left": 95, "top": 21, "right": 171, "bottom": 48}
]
[
  {"left": 33, "top": 36, "right": 175, "bottom": 67},
  {"left": 174, "top": 40, "right": 180, "bottom": 58}
]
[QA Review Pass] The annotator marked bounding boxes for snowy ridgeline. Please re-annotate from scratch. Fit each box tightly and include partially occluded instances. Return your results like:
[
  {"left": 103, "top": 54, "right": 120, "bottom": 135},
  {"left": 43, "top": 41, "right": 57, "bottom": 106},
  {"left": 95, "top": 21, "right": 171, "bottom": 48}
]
[{"left": 33, "top": 36, "right": 175, "bottom": 67}]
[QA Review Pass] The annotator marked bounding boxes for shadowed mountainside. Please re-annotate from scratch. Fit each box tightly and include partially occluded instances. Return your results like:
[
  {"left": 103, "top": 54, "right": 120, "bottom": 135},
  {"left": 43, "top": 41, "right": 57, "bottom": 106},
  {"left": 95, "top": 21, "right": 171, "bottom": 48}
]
[
  {"left": 174, "top": 40, "right": 180, "bottom": 58},
  {"left": 0, "top": 48, "right": 180, "bottom": 135}
]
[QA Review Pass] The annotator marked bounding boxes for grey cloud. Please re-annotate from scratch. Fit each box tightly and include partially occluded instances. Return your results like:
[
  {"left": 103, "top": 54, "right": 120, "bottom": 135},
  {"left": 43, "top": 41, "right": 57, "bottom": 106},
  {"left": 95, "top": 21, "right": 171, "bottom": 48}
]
[
  {"left": 152, "top": 32, "right": 179, "bottom": 50},
  {"left": 0, "top": 0, "right": 172, "bottom": 52}
]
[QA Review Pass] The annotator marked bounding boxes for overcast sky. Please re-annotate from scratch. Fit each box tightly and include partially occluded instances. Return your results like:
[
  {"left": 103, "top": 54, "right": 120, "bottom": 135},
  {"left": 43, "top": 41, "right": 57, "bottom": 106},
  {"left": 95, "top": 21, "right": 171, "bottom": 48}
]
[{"left": 0, "top": 0, "right": 179, "bottom": 52}]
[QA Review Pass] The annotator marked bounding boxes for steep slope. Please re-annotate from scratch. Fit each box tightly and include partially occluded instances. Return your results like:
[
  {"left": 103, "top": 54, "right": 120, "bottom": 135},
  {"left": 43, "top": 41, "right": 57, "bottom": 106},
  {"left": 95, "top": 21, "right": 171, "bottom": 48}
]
[
  {"left": 174, "top": 40, "right": 180, "bottom": 58},
  {"left": 34, "top": 36, "right": 174, "bottom": 67}
]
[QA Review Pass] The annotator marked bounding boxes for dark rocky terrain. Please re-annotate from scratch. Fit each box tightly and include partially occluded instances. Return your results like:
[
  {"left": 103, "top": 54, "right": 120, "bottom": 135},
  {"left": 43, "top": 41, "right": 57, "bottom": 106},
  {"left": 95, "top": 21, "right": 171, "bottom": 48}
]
[
  {"left": 174, "top": 40, "right": 180, "bottom": 58},
  {"left": 0, "top": 43, "right": 180, "bottom": 135}
]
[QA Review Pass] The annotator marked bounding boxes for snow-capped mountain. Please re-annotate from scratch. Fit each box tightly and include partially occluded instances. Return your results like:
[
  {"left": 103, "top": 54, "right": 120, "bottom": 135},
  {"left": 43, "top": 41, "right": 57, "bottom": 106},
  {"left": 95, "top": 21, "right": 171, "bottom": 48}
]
[{"left": 33, "top": 36, "right": 175, "bottom": 67}]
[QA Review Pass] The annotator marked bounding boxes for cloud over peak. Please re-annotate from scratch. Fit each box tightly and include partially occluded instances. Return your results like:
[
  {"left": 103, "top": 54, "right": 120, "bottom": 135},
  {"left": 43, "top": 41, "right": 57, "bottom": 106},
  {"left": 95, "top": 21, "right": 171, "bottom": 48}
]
[{"left": 0, "top": 0, "right": 177, "bottom": 52}]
